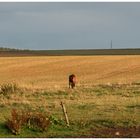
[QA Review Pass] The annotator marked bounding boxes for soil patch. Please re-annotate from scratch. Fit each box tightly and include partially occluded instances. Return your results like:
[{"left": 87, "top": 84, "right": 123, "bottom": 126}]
[{"left": 91, "top": 126, "right": 140, "bottom": 138}]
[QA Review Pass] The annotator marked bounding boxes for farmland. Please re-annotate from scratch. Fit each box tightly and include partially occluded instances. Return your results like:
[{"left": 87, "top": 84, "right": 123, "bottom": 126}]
[
  {"left": 0, "top": 55, "right": 140, "bottom": 89},
  {"left": 1, "top": 48, "right": 140, "bottom": 56},
  {"left": 0, "top": 55, "right": 140, "bottom": 137}
]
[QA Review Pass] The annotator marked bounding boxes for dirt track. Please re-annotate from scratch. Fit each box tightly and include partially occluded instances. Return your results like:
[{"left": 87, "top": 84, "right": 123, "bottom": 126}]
[{"left": 91, "top": 126, "right": 140, "bottom": 138}]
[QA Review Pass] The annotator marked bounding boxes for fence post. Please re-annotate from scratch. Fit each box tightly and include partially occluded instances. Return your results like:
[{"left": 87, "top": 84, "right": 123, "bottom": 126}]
[{"left": 60, "top": 101, "right": 70, "bottom": 127}]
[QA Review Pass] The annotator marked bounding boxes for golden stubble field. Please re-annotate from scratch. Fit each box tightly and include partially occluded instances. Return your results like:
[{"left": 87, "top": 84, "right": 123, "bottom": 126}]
[{"left": 0, "top": 55, "right": 140, "bottom": 89}]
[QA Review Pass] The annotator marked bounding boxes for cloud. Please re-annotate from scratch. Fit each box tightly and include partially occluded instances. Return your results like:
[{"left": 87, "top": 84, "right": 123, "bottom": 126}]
[{"left": 0, "top": 2, "right": 140, "bottom": 49}]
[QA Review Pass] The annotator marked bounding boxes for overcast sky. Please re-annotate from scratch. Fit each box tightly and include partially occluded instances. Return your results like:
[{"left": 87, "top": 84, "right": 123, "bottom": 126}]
[{"left": 0, "top": 2, "right": 140, "bottom": 50}]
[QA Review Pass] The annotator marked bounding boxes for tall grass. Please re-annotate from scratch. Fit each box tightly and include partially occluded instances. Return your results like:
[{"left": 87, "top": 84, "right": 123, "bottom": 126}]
[{"left": 0, "top": 83, "right": 20, "bottom": 96}]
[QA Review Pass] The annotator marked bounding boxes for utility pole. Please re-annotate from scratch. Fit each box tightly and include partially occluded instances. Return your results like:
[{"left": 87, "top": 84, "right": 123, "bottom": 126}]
[{"left": 111, "top": 40, "right": 112, "bottom": 49}]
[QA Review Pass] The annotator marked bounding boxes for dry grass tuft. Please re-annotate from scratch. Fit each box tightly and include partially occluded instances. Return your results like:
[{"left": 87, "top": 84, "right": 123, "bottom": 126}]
[
  {"left": 0, "top": 83, "right": 20, "bottom": 96},
  {"left": 6, "top": 109, "right": 50, "bottom": 135}
]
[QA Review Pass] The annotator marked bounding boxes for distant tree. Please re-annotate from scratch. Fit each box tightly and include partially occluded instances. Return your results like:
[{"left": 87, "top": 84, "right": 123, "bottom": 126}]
[{"left": 0, "top": 47, "right": 27, "bottom": 51}]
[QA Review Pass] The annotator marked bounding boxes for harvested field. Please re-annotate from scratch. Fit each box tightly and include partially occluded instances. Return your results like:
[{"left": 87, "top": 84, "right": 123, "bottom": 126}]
[{"left": 0, "top": 55, "right": 140, "bottom": 89}]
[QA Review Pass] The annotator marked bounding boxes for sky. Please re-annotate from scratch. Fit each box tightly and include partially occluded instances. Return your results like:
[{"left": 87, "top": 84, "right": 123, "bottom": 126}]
[{"left": 0, "top": 2, "right": 140, "bottom": 50}]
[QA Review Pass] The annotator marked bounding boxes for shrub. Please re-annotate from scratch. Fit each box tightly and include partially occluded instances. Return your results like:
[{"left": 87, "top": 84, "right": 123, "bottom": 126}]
[
  {"left": 6, "top": 109, "right": 51, "bottom": 135},
  {"left": 49, "top": 115, "right": 64, "bottom": 125},
  {"left": 6, "top": 109, "right": 23, "bottom": 135},
  {"left": 27, "top": 112, "right": 50, "bottom": 132},
  {"left": 0, "top": 83, "right": 19, "bottom": 95}
]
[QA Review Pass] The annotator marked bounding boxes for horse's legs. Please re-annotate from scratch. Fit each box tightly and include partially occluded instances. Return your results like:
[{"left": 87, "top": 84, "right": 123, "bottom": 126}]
[
  {"left": 71, "top": 83, "right": 75, "bottom": 89},
  {"left": 69, "top": 82, "right": 71, "bottom": 88}
]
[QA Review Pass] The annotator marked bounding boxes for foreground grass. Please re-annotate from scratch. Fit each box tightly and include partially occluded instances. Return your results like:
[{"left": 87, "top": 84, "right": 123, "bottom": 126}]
[{"left": 0, "top": 82, "right": 140, "bottom": 137}]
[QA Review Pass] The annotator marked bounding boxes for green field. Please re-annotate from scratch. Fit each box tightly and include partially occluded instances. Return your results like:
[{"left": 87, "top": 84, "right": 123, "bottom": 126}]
[{"left": 0, "top": 83, "right": 140, "bottom": 138}]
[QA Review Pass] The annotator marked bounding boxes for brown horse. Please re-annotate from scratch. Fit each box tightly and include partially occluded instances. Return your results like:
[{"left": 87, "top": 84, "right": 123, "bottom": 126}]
[{"left": 69, "top": 74, "right": 76, "bottom": 89}]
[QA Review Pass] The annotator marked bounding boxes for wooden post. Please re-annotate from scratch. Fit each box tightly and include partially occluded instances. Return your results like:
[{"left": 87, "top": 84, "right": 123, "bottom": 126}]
[{"left": 60, "top": 101, "right": 70, "bottom": 127}]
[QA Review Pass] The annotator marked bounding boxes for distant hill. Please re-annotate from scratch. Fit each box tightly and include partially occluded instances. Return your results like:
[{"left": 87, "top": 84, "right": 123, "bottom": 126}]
[{"left": 0, "top": 48, "right": 140, "bottom": 56}]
